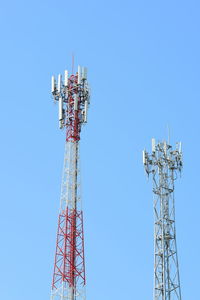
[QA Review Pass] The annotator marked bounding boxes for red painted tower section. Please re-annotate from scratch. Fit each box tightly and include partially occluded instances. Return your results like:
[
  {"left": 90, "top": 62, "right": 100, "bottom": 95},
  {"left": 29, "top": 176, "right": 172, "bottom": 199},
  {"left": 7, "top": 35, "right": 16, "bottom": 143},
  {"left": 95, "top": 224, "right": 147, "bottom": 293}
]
[{"left": 52, "top": 208, "right": 85, "bottom": 290}]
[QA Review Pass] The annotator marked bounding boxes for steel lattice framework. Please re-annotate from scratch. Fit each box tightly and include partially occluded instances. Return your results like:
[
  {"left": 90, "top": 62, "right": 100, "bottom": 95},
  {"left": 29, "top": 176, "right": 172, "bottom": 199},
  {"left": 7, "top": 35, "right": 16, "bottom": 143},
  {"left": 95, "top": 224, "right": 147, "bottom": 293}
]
[
  {"left": 51, "top": 66, "right": 90, "bottom": 300},
  {"left": 143, "top": 139, "right": 183, "bottom": 300}
]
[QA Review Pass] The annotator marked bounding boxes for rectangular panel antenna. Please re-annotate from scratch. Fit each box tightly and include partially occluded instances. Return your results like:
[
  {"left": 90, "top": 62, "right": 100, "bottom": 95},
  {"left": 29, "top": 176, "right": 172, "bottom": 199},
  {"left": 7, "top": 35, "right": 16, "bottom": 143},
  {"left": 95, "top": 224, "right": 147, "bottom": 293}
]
[
  {"left": 51, "top": 76, "right": 55, "bottom": 93},
  {"left": 84, "top": 101, "right": 88, "bottom": 122},
  {"left": 82, "top": 67, "right": 87, "bottom": 80},
  {"left": 64, "top": 70, "right": 68, "bottom": 86},
  {"left": 58, "top": 96, "right": 63, "bottom": 121},
  {"left": 58, "top": 74, "right": 62, "bottom": 93},
  {"left": 179, "top": 142, "right": 182, "bottom": 153},
  {"left": 143, "top": 150, "right": 146, "bottom": 165},
  {"left": 152, "top": 138, "right": 156, "bottom": 153},
  {"left": 164, "top": 141, "right": 167, "bottom": 154},
  {"left": 78, "top": 66, "right": 82, "bottom": 84}
]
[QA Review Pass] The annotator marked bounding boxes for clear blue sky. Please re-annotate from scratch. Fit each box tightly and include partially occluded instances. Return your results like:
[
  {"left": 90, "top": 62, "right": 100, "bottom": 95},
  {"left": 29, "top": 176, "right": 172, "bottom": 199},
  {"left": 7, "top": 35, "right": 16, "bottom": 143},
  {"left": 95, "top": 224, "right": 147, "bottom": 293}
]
[{"left": 0, "top": 0, "right": 199, "bottom": 299}]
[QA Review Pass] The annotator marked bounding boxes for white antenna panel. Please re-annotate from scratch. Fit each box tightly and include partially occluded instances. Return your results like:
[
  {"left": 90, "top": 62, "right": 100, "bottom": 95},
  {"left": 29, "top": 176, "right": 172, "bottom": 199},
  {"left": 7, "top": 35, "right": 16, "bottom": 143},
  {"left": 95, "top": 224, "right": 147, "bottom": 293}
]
[
  {"left": 58, "top": 74, "right": 62, "bottom": 93},
  {"left": 78, "top": 65, "right": 82, "bottom": 84},
  {"left": 64, "top": 70, "right": 68, "bottom": 86},
  {"left": 164, "top": 141, "right": 167, "bottom": 154},
  {"left": 152, "top": 138, "right": 156, "bottom": 153},
  {"left": 179, "top": 142, "right": 182, "bottom": 153},
  {"left": 51, "top": 76, "right": 55, "bottom": 93},
  {"left": 82, "top": 67, "right": 87, "bottom": 80},
  {"left": 58, "top": 97, "right": 63, "bottom": 121},
  {"left": 142, "top": 150, "right": 146, "bottom": 165},
  {"left": 84, "top": 101, "right": 88, "bottom": 122}
]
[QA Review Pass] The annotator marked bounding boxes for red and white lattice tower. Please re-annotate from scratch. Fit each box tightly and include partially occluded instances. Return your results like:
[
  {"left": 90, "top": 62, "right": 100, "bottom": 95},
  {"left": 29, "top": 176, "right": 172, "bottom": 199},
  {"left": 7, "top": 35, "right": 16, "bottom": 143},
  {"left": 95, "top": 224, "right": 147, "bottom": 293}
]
[{"left": 51, "top": 65, "right": 90, "bottom": 300}]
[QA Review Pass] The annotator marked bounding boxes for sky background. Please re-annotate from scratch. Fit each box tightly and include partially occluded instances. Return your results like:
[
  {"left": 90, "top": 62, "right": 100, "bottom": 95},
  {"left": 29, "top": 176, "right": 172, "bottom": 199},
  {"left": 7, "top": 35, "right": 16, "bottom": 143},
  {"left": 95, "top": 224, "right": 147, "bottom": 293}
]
[{"left": 0, "top": 0, "right": 199, "bottom": 299}]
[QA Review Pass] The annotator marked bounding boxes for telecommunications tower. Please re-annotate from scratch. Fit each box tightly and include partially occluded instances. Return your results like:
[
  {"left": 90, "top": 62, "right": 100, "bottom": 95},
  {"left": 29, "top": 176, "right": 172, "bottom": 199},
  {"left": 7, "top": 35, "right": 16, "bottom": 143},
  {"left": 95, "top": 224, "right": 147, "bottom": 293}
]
[
  {"left": 51, "top": 65, "right": 90, "bottom": 300},
  {"left": 143, "top": 139, "right": 183, "bottom": 300}
]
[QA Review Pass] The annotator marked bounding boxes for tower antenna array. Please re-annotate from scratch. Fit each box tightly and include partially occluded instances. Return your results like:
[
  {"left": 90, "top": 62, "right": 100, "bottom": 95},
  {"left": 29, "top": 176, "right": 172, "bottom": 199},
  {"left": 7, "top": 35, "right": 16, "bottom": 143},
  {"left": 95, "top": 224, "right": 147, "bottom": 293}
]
[
  {"left": 143, "top": 139, "right": 183, "bottom": 300},
  {"left": 51, "top": 65, "right": 90, "bottom": 300}
]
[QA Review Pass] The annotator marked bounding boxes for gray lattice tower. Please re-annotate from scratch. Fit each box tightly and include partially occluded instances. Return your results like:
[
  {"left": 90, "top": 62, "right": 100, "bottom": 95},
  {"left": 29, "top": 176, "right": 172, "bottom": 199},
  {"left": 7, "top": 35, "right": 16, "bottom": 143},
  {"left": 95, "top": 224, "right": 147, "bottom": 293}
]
[{"left": 143, "top": 139, "right": 183, "bottom": 300}]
